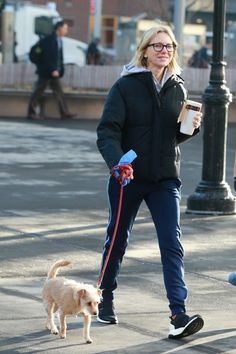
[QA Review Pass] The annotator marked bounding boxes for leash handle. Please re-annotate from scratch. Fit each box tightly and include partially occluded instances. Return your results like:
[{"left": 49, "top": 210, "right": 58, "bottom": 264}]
[
  {"left": 97, "top": 185, "right": 124, "bottom": 287},
  {"left": 111, "top": 163, "right": 133, "bottom": 186}
]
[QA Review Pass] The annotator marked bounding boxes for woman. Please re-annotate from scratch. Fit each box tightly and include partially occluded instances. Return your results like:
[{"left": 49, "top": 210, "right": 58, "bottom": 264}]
[{"left": 96, "top": 26, "right": 204, "bottom": 339}]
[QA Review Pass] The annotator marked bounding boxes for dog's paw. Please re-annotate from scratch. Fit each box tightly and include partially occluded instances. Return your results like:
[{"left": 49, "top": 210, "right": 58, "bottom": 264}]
[
  {"left": 51, "top": 328, "right": 59, "bottom": 335},
  {"left": 60, "top": 333, "right": 66, "bottom": 339},
  {"left": 86, "top": 338, "right": 93, "bottom": 344}
]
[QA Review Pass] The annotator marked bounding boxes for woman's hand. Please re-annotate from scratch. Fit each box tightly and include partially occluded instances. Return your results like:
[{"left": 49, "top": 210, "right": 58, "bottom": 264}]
[
  {"left": 111, "top": 164, "right": 134, "bottom": 186},
  {"left": 193, "top": 111, "right": 202, "bottom": 129}
]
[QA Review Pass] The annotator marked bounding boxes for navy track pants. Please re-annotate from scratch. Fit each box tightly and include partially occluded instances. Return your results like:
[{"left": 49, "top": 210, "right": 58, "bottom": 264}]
[{"left": 99, "top": 176, "right": 188, "bottom": 316}]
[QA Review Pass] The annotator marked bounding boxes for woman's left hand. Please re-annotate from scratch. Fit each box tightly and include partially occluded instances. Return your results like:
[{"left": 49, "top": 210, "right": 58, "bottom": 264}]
[{"left": 193, "top": 111, "right": 202, "bottom": 129}]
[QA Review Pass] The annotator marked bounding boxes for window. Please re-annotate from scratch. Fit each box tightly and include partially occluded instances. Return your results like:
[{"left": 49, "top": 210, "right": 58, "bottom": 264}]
[{"left": 101, "top": 17, "right": 117, "bottom": 48}]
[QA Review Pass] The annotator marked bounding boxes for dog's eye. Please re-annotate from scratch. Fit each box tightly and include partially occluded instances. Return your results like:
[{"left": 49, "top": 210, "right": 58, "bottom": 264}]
[{"left": 87, "top": 302, "right": 92, "bottom": 306}]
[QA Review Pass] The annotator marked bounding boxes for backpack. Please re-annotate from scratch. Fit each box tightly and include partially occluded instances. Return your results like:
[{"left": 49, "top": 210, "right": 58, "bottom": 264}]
[{"left": 29, "top": 39, "right": 44, "bottom": 65}]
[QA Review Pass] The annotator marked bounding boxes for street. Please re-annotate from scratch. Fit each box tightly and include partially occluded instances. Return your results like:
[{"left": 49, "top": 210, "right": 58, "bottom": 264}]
[{"left": 0, "top": 118, "right": 236, "bottom": 354}]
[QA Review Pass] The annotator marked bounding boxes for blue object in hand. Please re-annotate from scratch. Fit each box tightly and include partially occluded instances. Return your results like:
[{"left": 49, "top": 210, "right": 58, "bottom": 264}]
[
  {"left": 118, "top": 149, "right": 137, "bottom": 166},
  {"left": 113, "top": 149, "right": 137, "bottom": 187},
  {"left": 228, "top": 272, "right": 236, "bottom": 286}
]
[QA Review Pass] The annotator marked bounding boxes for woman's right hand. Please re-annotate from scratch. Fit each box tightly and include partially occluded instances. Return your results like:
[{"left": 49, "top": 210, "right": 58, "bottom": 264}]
[{"left": 111, "top": 164, "right": 134, "bottom": 186}]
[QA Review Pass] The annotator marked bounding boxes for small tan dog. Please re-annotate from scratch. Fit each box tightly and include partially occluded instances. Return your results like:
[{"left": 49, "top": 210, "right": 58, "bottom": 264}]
[{"left": 42, "top": 260, "right": 102, "bottom": 343}]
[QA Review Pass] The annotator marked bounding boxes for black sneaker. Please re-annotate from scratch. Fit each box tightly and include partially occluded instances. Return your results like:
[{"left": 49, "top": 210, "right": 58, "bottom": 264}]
[
  {"left": 168, "top": 313, "right": 204, "bottom": 339},
  {"left": 97, "top": 300, "right": 118, "bottom": 324}
]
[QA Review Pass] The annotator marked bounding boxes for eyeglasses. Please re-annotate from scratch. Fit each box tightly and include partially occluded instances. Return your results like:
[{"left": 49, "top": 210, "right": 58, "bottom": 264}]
[{"left": 147, "top": 43, "right": 176, "bottom": 52}]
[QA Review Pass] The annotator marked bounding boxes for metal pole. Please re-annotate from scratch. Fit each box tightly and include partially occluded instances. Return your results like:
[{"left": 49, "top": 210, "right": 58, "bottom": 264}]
[
  {"left": 173, "top": 0, "right": 186, "bottom": 65},
  {"left": 187, "top": 0, "right": 236, "bottom": 215},
  {"left": 93, "top": 0, "right": 102, "bottom": 39},
  {"left": 2, "top": 4, "right": 14, "bottom": 63}
]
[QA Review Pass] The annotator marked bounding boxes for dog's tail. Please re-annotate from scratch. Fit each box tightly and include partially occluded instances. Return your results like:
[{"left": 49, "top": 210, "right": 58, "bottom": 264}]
[{"left": 47, "top": 260, "right": 72, "bottom": 279}]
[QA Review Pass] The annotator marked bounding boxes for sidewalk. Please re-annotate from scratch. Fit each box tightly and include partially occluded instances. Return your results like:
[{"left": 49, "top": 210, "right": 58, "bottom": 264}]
[{"left": 0, "top": 119, "right": 235, "bottom": 354}]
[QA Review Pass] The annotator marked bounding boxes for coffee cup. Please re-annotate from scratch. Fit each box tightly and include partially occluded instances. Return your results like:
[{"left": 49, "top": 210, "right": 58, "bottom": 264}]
[{"left": 179, "top": 100, "right": 202, "bottom": 135}]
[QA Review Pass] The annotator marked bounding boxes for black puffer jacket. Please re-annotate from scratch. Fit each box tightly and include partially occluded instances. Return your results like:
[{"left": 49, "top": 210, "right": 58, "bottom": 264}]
[{"left": 97, "top": 71, "right": 199, "bottom": 182}]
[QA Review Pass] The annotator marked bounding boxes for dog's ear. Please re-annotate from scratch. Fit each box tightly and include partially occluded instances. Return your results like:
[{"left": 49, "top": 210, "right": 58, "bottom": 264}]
[{"left": 78, "top": 289, "right": 87, "bottom": 299}]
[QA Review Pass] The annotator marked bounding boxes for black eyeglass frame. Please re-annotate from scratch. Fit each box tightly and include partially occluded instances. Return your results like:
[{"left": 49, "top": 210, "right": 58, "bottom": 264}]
[{"left": 147, "top": 43, "right": 177, "bottom": 52}]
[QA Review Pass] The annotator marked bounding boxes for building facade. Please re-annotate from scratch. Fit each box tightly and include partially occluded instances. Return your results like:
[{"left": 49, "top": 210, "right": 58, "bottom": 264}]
[
  {"left": 28, "top": 0, "right": 171, "bottom": 46},
  {"left": 14, "top": 0, "right": 236, "bottom": 66}
]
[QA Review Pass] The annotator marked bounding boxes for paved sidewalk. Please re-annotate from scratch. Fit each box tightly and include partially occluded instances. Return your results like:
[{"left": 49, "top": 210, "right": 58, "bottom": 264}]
[{"left": 0, "top": 119, "right": 235, "bottom": 354}]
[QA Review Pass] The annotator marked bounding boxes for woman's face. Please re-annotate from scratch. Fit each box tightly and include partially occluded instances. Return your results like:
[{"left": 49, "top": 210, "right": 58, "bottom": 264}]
[{"left": 144, "top": 32, "right": 175, "bottom": 71}]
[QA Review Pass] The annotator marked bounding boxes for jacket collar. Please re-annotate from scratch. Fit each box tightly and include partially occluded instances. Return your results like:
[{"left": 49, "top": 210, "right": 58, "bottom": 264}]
[
  {"left": 132, "top": 71, "right": 184, "bottom": 90},
  {"left": 160, "top": 74, "right": 184, "bottom": 91}
]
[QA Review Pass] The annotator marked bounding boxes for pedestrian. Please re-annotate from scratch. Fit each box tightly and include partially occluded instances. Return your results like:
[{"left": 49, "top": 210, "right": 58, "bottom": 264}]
[
  {"left": 86, "top": 38, "right": 101, "bottom": 65},
  {"left": 96, "top": 25, "right": 204, "bottom": 339},
  {"left": 188, "top": 42, "right": 211, "bottom": 69},
  {"left": 27, "top": 20, "right": 77, "bottom": 120}
]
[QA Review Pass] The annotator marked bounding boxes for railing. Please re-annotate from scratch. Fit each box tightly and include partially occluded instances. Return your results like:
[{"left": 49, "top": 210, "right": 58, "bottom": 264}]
[{"left": 0, "top": 63, "right": 236, "bottom": 93}]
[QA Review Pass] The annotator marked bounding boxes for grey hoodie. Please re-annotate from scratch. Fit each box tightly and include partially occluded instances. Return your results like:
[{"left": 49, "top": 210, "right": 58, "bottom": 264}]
[{"left": 120, "top": 62, "right": 172, "bottom": 93}]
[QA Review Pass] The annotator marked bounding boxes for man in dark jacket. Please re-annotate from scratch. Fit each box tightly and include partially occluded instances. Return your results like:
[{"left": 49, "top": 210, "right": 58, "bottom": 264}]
[
  {"left": 27, "top": 20, "right": 76, "bottom": 120},
  {"left": 86, "top": 38, "right": 101, "bottom": 65}
]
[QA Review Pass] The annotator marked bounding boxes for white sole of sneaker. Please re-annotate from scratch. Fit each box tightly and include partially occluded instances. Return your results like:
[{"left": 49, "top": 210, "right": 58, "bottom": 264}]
[
  {"left": 169, "top": 316, "right": 204, "bottom": 339},
  {"left": 97, "top": 316, "right": 118, "bottom": 324}
]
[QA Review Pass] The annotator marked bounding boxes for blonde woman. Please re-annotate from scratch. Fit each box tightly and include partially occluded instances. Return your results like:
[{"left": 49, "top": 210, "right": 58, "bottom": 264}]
[{"left": 96, "top": 26, "right": 204, "bottom": 339}]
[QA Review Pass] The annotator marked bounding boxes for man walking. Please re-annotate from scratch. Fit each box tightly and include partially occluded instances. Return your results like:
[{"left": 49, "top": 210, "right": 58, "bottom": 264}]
[{"left": 27, "top": 20, "right": 77, "bottom": 120}]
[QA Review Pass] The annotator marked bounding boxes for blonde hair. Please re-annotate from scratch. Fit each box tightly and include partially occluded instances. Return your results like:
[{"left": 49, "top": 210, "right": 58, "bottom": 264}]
[{"left": 131, "top": 26, "right": 181, "bottom": 75}]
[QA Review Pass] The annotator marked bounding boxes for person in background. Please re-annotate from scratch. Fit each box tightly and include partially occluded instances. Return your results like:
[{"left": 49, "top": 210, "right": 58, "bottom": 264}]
[
  {"left": 86, "top": 38, "right": 101, "bottom": 65},
  {"left": 27, "top": 20, "right": 77, "bottom": 120},
  {"left": 188, "top": 41, "right": 212, "bottom": 69},
  {"left": 96, "top": 25, "right": 204, "bottom": 339},
  {"left": 13, "top": 31, "right": 18, "bottom": 63}
]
